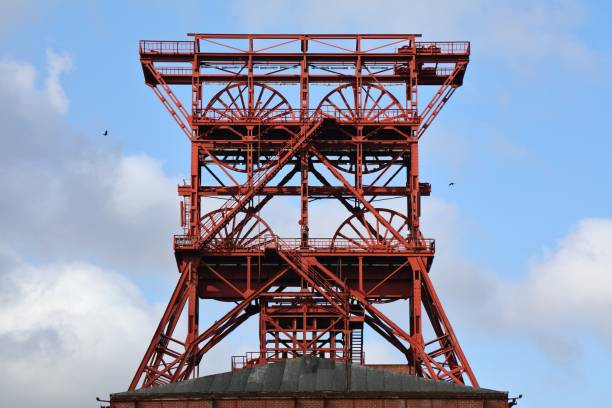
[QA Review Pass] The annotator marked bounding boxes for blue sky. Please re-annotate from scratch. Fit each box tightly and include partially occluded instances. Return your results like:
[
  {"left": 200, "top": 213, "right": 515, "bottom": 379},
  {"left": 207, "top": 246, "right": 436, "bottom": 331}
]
[{"left": 0, "top": 1, "right": 611, "bottom": 407}]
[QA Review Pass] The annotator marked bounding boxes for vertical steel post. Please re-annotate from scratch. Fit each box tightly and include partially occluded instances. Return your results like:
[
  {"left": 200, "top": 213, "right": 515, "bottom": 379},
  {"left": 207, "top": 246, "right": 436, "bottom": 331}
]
[{"left": 300, "top": 150, "right": 309, "bottom": 247}]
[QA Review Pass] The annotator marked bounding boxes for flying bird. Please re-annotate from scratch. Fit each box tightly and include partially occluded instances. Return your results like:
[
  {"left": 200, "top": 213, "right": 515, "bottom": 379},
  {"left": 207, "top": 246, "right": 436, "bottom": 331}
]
[
  {"left": 103, "top": 130, "right": 108, "bottom": 136},
  {"left": 448, "top": 182, "right": 455, "bottom": 186},
  {"left": 509, "top": 395, "right": 523, "bottom": 407}
]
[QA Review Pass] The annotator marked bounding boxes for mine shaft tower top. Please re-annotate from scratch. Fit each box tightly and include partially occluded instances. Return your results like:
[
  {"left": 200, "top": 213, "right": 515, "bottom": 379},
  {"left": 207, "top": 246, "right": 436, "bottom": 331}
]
[
  {"left": 139, "top": 33, "right": 468, "bottom": 139},
  {"left": 131, "top": 33, "right": 474, "bottom": 391}
]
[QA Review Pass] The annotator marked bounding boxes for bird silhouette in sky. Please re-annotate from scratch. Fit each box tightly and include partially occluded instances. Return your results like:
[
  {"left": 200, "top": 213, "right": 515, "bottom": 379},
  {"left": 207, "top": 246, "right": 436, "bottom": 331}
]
[
  {"left": 448, "top": 182, "right": 455, "bottom": 186},
  {"left": 103, "top": 130, "right": 108, "bottom": 136}
]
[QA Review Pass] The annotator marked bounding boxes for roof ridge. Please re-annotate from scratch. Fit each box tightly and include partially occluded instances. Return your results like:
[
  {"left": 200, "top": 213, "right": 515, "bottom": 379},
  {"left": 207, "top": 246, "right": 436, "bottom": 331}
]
[{"left": 113, "top": 357, "right": 506, "bottom": 399}]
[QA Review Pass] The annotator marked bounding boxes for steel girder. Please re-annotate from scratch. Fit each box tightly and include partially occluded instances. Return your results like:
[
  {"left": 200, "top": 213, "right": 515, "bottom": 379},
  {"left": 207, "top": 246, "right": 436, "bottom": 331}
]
[{"left": 130, "top": 32, "right": 476, "bottom": 390}]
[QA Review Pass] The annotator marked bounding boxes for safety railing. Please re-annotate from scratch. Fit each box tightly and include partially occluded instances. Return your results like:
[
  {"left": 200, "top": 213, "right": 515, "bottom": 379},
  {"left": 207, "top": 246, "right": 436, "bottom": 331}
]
[
  {"left": 174, "top": 235, "right": 195, "bottom": 247},
  {"left": 231, "top": 351, "right": 350, "bottom": 370},
  {"left": 139, "top": 40, "right": 467, "bottom": 57},
  {"left": 279, "top": 237, "right": 435, "bottom": 252},
  {"left": 415, "top": 41, "right": 470, "bottom": 55},
  {"left": 230, "top": 355, "right": 248, "bottom": 370},
  {"left": 194, "top": 108, "right": 417, "bottom": 123},
  {"left": 419, "top": 66, "right": 458, "bottom": 77},
  {"left": 231, "top": 351, "right": 287, "bottom": 370},
  {"left": 139, "top": 40, "right": 195, "bottom": 54},
  {"left": 194, "top": 108, "right": 298, "bottom": 122},
  {"left": 155, "top": 66, "right": 459, "bottom": 79},
  {"left": 157, "top": 66, "right": 192, "bottom": 75},
  {"left": 139, "top": 40, "right": 468, "bottom": 56},
  {"left": 174, "top": 234, "right": 435, "bottom": 253}
]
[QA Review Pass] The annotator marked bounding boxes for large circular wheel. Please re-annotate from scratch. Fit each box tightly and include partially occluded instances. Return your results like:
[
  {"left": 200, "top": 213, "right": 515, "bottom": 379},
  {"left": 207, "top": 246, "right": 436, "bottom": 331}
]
[
  {"left": 315, "top": 83, "right": 405, "bottom": 123},
  {"left": 203, "top": 82, "right": 294, "bottom": 122},
  {"left": 331, "top": 209, "right": 410, "bottom": 250},
  {"left": 315, "top": 84, "right": 406, "bottom": 174},
  {"left": 200, "top": 209, "right": 274, "bottom": 250}
]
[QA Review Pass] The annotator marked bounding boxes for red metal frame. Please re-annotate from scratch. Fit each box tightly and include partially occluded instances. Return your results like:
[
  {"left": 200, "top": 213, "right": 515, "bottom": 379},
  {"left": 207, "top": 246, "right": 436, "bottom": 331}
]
[{"left": 130, "top": 33, "right": 475, "bottom": 390}]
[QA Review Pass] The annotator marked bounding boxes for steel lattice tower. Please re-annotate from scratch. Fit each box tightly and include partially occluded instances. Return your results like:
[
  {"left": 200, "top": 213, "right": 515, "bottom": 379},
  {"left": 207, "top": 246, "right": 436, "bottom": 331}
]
[{"left": 130, "top": 34, "right": 474, "bottom": 390}]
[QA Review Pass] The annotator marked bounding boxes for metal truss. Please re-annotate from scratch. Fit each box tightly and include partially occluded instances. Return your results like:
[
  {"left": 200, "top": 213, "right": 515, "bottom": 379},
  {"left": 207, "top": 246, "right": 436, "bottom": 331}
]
[{"left": 130, "top": 33, "right": 476, "bottom": 390}]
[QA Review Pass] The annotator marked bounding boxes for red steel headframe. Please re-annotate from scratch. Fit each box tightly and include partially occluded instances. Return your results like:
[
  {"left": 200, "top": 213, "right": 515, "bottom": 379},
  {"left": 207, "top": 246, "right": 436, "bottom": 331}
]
[{"left": 130, "top": 33, "right": 474, "bottom": 390}]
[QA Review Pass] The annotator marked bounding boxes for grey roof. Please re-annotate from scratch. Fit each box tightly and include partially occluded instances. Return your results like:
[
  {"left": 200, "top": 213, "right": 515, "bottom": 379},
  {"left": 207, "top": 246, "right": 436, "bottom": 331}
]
[{"left": 113, "top": 357, "right": 506, "bottom": 401}]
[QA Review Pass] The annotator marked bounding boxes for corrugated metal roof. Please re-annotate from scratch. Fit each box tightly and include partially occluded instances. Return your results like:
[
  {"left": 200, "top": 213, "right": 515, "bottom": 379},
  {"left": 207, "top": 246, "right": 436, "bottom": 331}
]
[{"left": 113, "top": 357, "right": 506, "bottom": 400}]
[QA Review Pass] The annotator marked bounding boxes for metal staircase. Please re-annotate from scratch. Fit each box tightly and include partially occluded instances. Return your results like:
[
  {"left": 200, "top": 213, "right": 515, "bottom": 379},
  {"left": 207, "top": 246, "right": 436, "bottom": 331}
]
[
  {"left": 350, "top": 326, "right": 364, "bottom": 364},
  {"left": 276, "top": 237, "right": 368, "bottom": 364},
  {"left": 275, "top": 237, "right": 346, "bottom": 314}
]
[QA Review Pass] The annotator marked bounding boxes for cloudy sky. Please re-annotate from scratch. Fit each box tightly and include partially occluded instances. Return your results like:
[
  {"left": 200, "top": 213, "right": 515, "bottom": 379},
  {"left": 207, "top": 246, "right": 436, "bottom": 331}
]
[{"left": 0, "top": 1, "right": 611, "bottom": 407}]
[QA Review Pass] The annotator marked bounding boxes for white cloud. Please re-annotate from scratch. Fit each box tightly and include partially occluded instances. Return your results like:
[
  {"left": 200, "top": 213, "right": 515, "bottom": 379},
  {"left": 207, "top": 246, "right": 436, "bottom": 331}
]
[
  {"left": 0, "top": 51, "right": 177, "bottom": 275},
  {"left": 502, "top": 218, "right": 612, "bottom": 351},
  {"left": 0, "top": 252, "right": 156, "bottom": 408},
  {"left": 0, "top": 48, "right": 72, "bottom": 116},
  {"left": 110, "top": 154, "right": 177, "bottom": 219},
  {"left": 0, "top": 49, "right": 189, "bottom": 407},
  {"left": 44, "top": 49, "right": 73, "bottom": 114},
  {"left": 417, "top": 201, "right": 612, "bottom": 359}
]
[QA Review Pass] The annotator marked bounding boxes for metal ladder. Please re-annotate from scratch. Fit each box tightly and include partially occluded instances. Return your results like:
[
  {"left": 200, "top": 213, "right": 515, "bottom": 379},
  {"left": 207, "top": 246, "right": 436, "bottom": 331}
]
[{"left": 350, "top": 326, "right": 364, "bottom": 364}]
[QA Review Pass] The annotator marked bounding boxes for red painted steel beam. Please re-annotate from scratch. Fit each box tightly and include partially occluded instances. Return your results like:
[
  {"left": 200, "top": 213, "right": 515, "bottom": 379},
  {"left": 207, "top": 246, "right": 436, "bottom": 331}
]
[
  {"left": 415, "top": 256, "right": 478, "bottom": 386},
  {"left": 130, "top": 259, "right": 197, "bottom": 390},
  {"left": 190, "top": 186, "right": 411, "bottom": 196},
  {"left": 150, "top": 73, "right": 461, "bottom": 86},
  {"left": 309, "top": 258, "right": 464, "bottom": 384},
  {"left": 133, "top": 31, "right": 476, "bottom": 390},
  {"left": 171, "top": 266, "right": 292, "bottom": 381}
]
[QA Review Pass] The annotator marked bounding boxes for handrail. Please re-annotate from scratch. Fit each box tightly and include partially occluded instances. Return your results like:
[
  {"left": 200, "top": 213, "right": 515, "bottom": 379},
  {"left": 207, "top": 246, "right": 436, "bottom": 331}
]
[
  {"left": 194, "top": 108, "right": 416, "bottom": 123},
  {"left": 175, "top": 235, "right": 435, "bottom": 253},
  {"left": 139, "top": 39, "right": 468, "bottom": 56},
  {"left": 232, "top": 351, "right": 350, "bottom": 370},
  {"left": 157, "top": 66, "right": 193, "bottom": 75},
  {"left": 275, "top": 235, "right": 346, "bottom": 313},
  {"left": 140, "top": 40, "right": 194, "bottom": 54},
  {"left": 156, "top": 67, "right": 460, "bottom": 79},
  {"left": 415, "top": 41, "right": 470, "bottom": 55}
]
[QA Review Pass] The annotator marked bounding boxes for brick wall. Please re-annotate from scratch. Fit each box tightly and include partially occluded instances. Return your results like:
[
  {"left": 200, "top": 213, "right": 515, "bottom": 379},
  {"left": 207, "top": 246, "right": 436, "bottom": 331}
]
[{"left": 111, "top": 398, "right": 507, "bottom": 408}]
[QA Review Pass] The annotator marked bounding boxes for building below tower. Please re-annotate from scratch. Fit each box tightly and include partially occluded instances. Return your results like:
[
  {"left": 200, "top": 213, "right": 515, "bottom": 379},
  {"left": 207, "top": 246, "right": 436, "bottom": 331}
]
[{"left": 111, "top": 357, "right": 508, "bottom": 408}]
